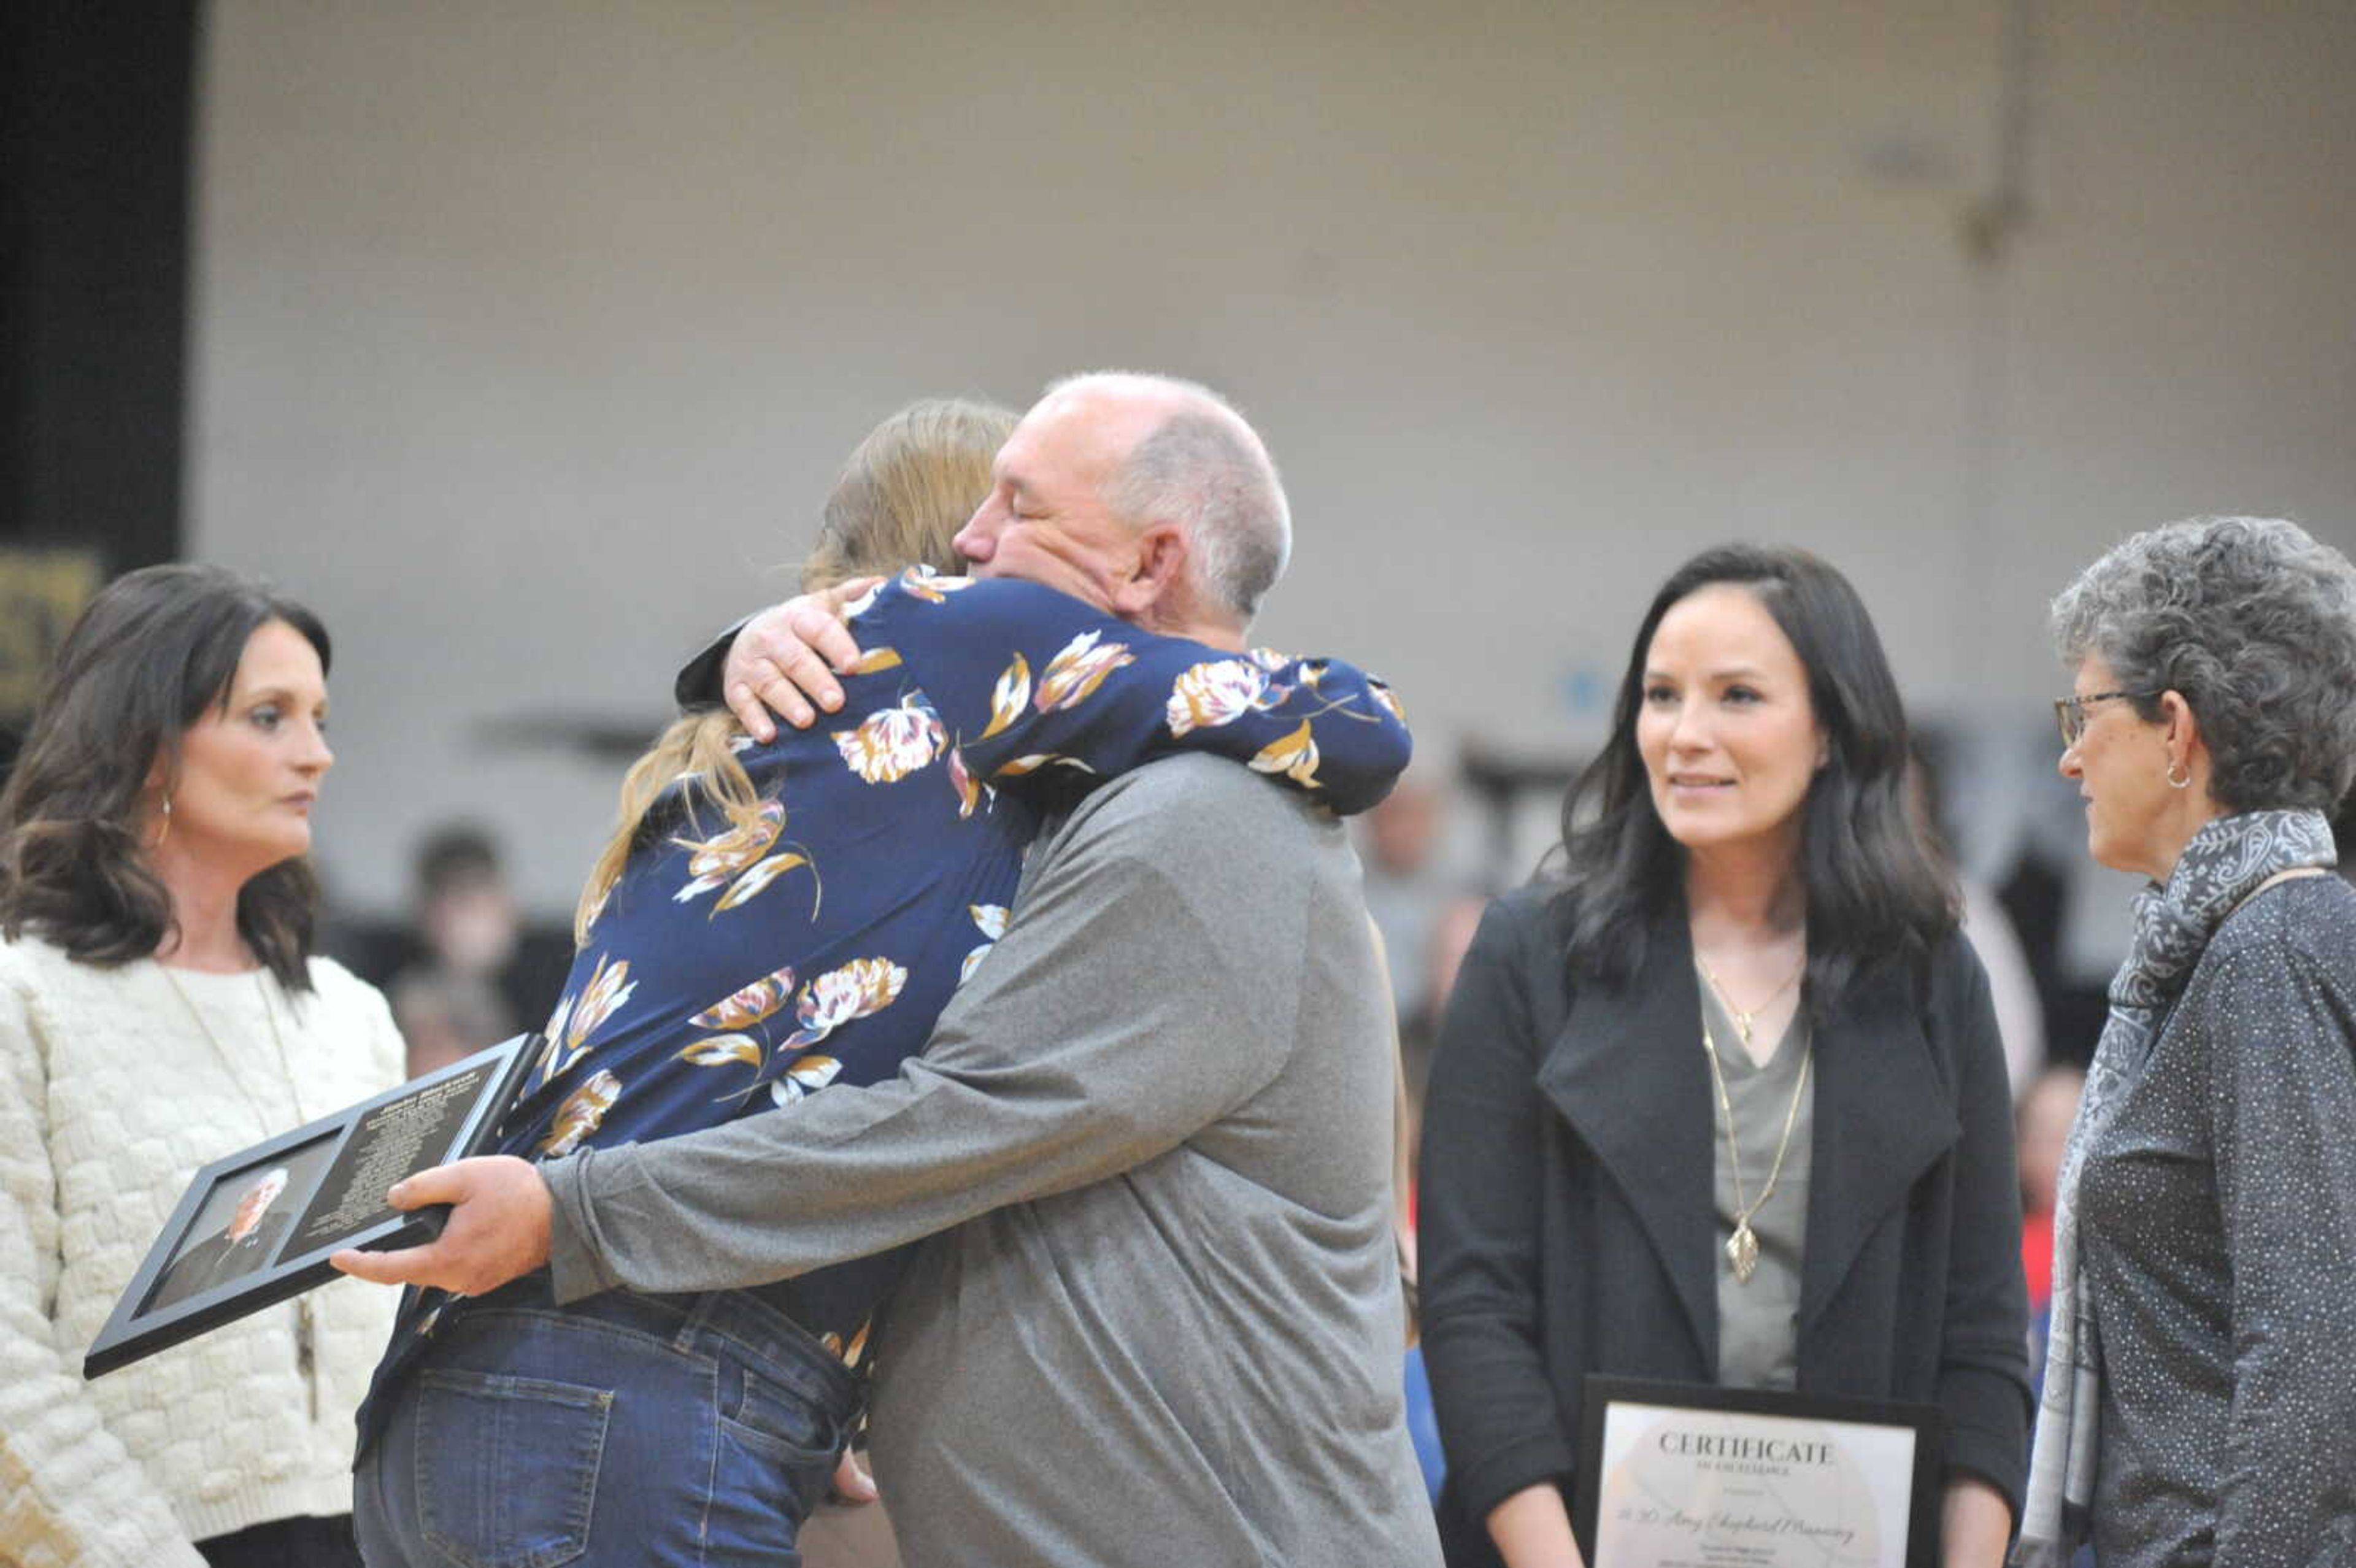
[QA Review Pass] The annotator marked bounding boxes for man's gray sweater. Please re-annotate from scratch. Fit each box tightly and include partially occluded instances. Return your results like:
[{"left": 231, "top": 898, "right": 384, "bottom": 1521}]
[{"left": 545, "top": 755, "right": 1441, "bottom": 1566}]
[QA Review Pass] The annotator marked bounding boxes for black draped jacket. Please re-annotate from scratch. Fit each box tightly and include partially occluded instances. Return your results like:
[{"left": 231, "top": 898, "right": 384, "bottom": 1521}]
[{"left": 1418, "top": 886, "right": 2030, "bottom": 1565}]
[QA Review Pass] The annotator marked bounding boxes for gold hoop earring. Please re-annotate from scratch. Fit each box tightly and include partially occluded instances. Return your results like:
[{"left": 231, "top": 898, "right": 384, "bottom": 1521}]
[{"left": 2165, "top": 759, "right": 2192, "bottom": 791}]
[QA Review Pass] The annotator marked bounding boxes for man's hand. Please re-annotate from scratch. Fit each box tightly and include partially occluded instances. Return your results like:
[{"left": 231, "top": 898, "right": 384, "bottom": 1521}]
[
  {"left": 723, "top": 578, "right": 880, "bottom": 740},
  {"left": 830, "top": 1448, "right": 880, "bottom": 1504},
  {"left": 329, "top": 1155, "right": 553, "bottom": 1296}
]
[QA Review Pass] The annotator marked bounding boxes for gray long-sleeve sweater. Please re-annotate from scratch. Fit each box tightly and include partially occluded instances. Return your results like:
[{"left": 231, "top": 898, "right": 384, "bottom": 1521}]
[{"left": 544, "top": 755, "right": 1441, "bottom": 1567}]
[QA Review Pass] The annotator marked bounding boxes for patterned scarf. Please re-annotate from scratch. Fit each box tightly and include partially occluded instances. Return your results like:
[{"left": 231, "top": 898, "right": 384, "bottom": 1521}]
[{"left": 2015, "top": 808, "right": 2338, "bottom": 1565}]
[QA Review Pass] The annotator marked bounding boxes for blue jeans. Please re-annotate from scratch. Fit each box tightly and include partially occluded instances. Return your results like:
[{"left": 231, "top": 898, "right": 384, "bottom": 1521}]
[{"left": 353, "top": 1276, "right": 861, "bottom": 1568}]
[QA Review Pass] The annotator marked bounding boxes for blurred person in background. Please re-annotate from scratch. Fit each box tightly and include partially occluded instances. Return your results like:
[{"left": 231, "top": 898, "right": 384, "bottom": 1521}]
[
  {"left": 1911, "top": 745, "right": 2049, "bottom": 1100},
  {"left": 2019, "top": 517, "right": 2356, "bottom": 1568},
  {"left": 0, "top": 564, "right": 404, "bottom": 1568},
  {"left": 2013, "top": 1064, "right": 2082, "bottom": 1386},
  {"left": 1419, "top": 544, "right": 2028, "bottom": 1568},
  {"left": 385, "top": 824, "right": 521, "bottom": 1077},
  {"left": 1358, "top": 769, "right": 1483, "bottom": 1507},
  {"left": 341, "top": 390, "right": 1418, "bottom": 1568},
  {"left": 1358, "top": 774, "right": 1455, "bottom": 1077}
]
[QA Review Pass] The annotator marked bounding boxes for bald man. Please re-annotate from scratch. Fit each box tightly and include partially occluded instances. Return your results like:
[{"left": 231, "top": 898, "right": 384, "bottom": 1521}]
[{"left": 345, "top": 375, "right": 1439, "bottom": 1567}]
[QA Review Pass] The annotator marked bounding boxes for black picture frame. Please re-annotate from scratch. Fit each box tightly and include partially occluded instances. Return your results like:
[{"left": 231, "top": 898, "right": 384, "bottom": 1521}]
[
  {"left": 1575, "top": 1375, "right": 1946, "bottom": 1568},
  {"left": 83, "top": 1032, "right": 539, "bottom": 1379}
]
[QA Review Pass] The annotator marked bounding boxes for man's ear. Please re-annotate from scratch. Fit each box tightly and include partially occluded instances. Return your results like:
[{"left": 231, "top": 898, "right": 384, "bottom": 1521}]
[{"left": 1111, "top": 523, "right": 1188, "bottom": 620}]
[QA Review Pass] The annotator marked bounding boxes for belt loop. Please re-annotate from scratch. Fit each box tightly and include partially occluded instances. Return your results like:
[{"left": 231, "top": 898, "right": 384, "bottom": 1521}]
[{"left": 674, "top": 1289, "right": 718, "bottom": 1352}]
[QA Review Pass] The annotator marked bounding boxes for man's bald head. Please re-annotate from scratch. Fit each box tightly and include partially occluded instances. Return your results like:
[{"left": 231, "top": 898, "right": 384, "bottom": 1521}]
[
  {"left": 953, "top": 372, "right": 1293, "bottom": 644},
  {"left": 1041, "top": 372, "right": 1293, "bottom": 626}
]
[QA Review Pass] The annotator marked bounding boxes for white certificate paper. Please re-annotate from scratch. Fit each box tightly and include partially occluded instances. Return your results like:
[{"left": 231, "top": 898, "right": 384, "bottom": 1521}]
[{"left": 1586, "top": 1388, "right": 1931, "bottom": 1568}]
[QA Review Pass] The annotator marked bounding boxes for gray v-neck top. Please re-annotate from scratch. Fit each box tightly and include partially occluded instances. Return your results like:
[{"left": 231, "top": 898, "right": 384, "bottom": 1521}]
[{"left": 1700, "top": 977, "right": 1814, "bottom": 1390}]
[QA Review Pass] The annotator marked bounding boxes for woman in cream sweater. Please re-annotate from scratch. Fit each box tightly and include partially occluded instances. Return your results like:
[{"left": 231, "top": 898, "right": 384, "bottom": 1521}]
[{"left": 0, "top": 564, "right": 403, "bottom": 1568}]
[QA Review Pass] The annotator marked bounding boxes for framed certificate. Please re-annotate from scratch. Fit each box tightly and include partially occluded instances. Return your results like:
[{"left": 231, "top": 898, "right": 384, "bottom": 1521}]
[
  {"left": 1576, "top": 1376, "right": 1946, "bottom": 1568},
  {"left": 83, "top": 1033, "right": 538, "bottom": 1379}
]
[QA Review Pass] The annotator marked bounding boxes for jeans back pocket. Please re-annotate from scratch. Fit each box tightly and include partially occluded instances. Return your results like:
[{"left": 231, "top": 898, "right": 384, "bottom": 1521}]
[
  {"left": 415, "top": 1368, "right": 612, "bottom": 1568},
  {"left": 721, "top": 1362, "right": 844, "bottom": 1462}
]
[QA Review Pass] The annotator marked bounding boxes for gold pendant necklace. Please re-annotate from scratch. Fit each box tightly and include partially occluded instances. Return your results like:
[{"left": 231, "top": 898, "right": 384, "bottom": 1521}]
[
  {"left": 1699, "top": 1007, "right": 1812, "bottom": 1284},
  {"left": 1695, "top": 953, "right": 1803, "bottom": 1053}
]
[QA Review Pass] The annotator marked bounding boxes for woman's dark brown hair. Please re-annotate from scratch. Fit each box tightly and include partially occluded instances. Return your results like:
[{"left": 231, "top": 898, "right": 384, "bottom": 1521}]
[
  {"left": 0, "top": 563, "right": 333, "bottom": 991},
  {"left": 1552, "top": 543, "right": 1957, "bottom": 1011}
]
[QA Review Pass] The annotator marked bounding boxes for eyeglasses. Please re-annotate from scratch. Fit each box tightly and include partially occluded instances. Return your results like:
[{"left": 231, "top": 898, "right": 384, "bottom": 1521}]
[{"left": 2053, "top": 689, "right": 2152, "bottom": 747}]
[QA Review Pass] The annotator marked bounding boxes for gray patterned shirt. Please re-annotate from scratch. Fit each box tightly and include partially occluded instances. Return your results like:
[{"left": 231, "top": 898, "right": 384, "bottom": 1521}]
[{"left": 2078, "top": 873, "right": 2356, "bottom": 1568}]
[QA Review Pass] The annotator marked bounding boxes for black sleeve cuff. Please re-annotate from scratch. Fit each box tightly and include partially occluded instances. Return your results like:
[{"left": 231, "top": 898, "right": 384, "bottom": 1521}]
[
  {"left": 1939, "top": 1364, "right": 2031, "bottom": 1526},
  {"left": 672, "top": 616, "right": 751, "bottom": 710},
  {"left": 1451, "top": 1429, "right": 1580, "bottom": 1531}
]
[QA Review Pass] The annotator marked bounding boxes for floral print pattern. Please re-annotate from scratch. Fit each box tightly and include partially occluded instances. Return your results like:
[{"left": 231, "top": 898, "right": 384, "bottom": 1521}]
[
  {"left": 537, "top": 953, "right": 635, "bottom": 1084},
  {"left": 691, "top": 966, "right": 797, "bottom": 1030},
  {"left": 674, "top": 800, "right": 786, "bottom": 903},
  {"left": 1249, "top": 720, "right": 1323, "bottom": 789},
  {"left": 947, "top": 746, "right": 991, "bottom": 819},
  {"left": 834, "top": 693, "right": 947, "bottom": 784},
  {"left": 539, "top": 1070, "right": 622, "bottom": 1158},
  {"left": 961, "top": 904, "right": 1009, "bottom": 982},
  {"left": 981, "top": 655, "right": 1031, "bottom": 740},
  {"left": 492, "top": 572, "right": 1409, "bottom": 1358},
  {"left": 770, "top": 1052, "right": 844, "bottom": 1107},
  {"left": 782, "top": 957, "right": 907, "bottom": 1051},
  {"left": 896, "top": 566, "right": 976, "bottom": 605},
  {"left": 1166, "top": 659, "right": 1268, "bottom": 736},
  {"left": 1035, "top": 631, "right": 1135, "bottom": 711}
]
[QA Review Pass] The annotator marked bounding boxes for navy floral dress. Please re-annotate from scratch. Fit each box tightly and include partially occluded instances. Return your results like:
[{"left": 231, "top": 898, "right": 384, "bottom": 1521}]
[{"left": 501, "top": 568, "right": 1410, "bottom": 1355}]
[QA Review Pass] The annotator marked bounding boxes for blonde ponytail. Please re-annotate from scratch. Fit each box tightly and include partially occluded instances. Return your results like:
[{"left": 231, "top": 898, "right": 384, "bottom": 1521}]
[{"left": 570, "top": 397, "right": 1018, "bottom": 945}]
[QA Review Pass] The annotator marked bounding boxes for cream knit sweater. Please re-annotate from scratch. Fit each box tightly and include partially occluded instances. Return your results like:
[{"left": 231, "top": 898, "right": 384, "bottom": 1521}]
[{"left": 0, "top": 937, "right": 404, "bottom": 1567}]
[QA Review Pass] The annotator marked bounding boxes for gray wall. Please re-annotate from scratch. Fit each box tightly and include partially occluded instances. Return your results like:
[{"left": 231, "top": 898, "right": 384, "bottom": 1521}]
[{"left": 188, "top": 0, "right": 2356, "bottom": 916}]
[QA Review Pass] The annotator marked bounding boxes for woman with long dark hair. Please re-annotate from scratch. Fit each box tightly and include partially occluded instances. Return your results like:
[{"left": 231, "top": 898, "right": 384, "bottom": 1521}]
[
  {"left": 1419, "top": 544, "right": 2029, "bottom": 1568},
  {"left": 0, "top": 564, "right": 404, "bottom": 1567}
]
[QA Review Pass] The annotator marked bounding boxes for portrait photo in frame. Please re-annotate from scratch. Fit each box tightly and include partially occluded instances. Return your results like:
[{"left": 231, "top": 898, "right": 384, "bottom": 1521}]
[
  {"left": 84, "top": 1032, "right": 539, "bottom": 1379},
  {"left": 1576, "top": 1375, "right": 1946, "bottom": 1568}
]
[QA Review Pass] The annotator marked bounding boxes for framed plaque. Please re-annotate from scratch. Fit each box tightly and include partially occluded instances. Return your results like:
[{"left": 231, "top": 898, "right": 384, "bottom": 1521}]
[
  {"left": 84, "top": 1033, "right": 539, "bottom": 1379},
  {"left": 1576, "top": 1376, "right": 1945, "bottom": 1568}
]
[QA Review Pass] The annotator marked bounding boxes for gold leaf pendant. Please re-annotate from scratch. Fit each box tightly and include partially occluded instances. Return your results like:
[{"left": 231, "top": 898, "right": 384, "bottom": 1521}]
[{"left": 1726, "top": 1223, "right": 1761, "bottom": 1283}]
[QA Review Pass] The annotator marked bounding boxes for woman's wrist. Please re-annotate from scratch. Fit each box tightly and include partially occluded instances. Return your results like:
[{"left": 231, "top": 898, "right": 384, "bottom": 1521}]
[{"left": 1487, "top": 1482, "right": 1585, "bottom": 1568}]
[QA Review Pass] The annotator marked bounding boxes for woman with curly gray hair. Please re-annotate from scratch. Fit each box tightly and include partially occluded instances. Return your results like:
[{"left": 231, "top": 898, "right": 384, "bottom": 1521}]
[{"left": 2020, "top": 517, "right": 2356, "bottom": 1568}]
